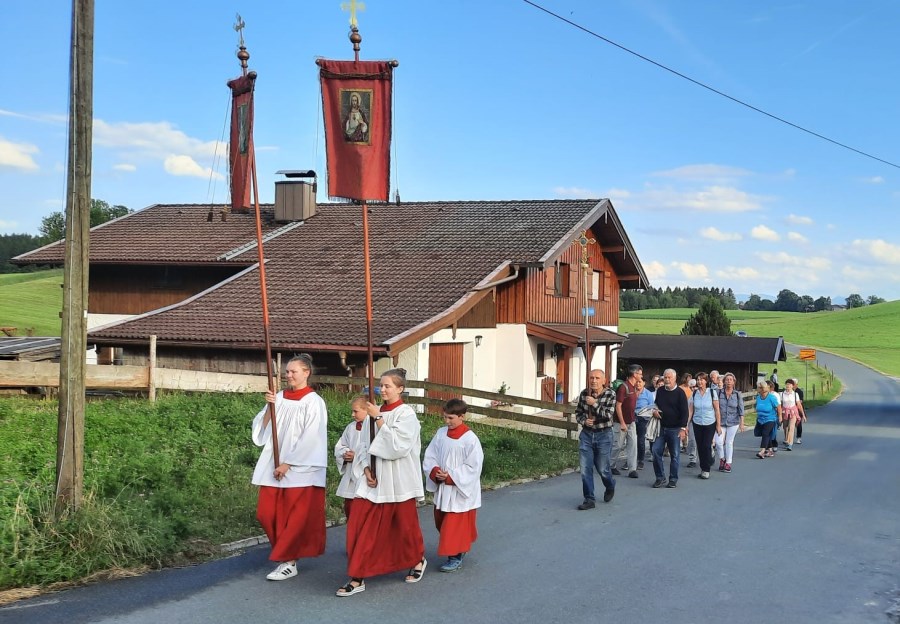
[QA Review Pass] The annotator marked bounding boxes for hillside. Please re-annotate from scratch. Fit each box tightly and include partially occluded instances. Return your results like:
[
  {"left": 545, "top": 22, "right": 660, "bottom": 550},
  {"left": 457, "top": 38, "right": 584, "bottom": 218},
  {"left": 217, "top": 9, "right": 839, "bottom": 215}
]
[{"left": 0, "top": 269, "right": 63, "bottom": 336}]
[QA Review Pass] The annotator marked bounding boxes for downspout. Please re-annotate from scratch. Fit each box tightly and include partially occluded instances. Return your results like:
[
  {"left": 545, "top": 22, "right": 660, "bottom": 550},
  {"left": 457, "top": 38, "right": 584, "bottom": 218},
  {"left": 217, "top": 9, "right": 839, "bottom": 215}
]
[
  {"left": 608, "top": 340, "right": 625, "bottom": 382},
  {"left": 472, "top": 265, "right": 520, "bottom": 290}
]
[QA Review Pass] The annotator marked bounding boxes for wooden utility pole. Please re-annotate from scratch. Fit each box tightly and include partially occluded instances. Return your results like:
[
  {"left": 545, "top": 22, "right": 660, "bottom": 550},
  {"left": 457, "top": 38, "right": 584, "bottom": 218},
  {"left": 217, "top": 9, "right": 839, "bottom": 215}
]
[{"left": 56, "top": 0, "right": 94, "bottom": 516}]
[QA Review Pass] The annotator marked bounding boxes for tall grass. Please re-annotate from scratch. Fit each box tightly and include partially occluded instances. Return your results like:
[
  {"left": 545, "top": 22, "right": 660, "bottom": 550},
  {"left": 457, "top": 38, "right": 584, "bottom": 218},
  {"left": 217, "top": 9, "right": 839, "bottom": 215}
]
[{"left": 0, "top": 390, "right": 576, "bottom": 591}]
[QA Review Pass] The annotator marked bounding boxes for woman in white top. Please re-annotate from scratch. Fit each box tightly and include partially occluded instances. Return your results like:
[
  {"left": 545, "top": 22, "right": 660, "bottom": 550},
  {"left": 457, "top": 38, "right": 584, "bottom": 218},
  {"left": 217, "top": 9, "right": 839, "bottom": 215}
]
[
  {"left": 780, "top": 379, "right": 806, "bottom": 450},
  {"left": 251, "top": 354, "right": 328, "bottom": 581}
]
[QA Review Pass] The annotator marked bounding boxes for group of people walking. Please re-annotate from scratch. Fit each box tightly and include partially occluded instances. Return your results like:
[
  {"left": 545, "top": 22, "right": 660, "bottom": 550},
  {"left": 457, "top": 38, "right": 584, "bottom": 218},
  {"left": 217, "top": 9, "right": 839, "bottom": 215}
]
[
  {"left": 251, "top": 355, "right": 483, "bottom": 597},
  {"left": 575, "top": 364, "right": 807, "bottom": 508}
]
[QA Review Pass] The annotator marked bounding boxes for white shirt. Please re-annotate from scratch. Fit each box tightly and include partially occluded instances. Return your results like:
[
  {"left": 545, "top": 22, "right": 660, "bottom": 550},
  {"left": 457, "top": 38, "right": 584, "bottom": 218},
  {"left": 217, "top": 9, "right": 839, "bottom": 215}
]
[
  {"left": 334, "top": 418, "right": 371, "bottom": 499},
  {"left": 423, "top": 427, "right": 484, "bottom": 513},
  {"left": 351, "top": 403, "right": 424, "bottom": 504},
  {"left": 251, "top": 390, "right": 328, "bottom": 488}
]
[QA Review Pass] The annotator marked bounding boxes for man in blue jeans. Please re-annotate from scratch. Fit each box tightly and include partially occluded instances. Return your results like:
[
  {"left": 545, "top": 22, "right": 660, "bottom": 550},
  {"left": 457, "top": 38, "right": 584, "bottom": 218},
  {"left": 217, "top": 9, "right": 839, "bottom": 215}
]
[
  {"left": 651, "top": 368, "right": 690, "bottom": 489},
  {"left": 575, "top": 369, "right": 618, "bottom": 510}
]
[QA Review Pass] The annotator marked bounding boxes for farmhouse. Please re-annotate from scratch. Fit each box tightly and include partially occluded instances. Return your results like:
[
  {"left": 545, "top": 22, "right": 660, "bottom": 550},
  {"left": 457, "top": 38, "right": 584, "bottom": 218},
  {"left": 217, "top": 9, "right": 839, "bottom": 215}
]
[
  {"left": 617, "top": 333, "right": 787, "bottom": 391},
  {"left": 15, "top": 195, "right": 648, "bottom": 405}
]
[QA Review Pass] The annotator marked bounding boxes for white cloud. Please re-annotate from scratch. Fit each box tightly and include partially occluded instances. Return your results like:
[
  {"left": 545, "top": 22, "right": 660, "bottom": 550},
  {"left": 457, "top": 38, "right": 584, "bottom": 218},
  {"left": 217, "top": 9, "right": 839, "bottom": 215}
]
[
  {"left": 113, "top": 163, "right": 137, "bottom": 172},
  {"left": 847, "top": 239, "right": 900, "bottom": 265},
  {"left": 826, "top": 223, "right": 836, "bottom": 230},
  {"left": 0, "top": 219, "right": 19, "bottom": 231},
  {"left": 787, "top": 231, "right": 808, "bottom": 243},
  {"left": 552, "top": 186, "right": 597, "bottom": 199},
  {"left": 163, "top": 155, "right": 224, "bottom": 180},
  {"left": 751, "top": 224, "right": 779, "bottom": 241},
  {"left": 643, "top": 260, "right": 667, "bottom": 280},
  {"left": 0, "top": 109, "right": 66, "bottom": 124},
  {"left": 0, "top": 137, "right": 39, "bottom": 171},
  {"left": 715, "top": 266, "right": 760, "bottom": 280},
  {"left": 700, "top": 226, "right": 742, "bottom": 242},
  {"left": 606, "top": 188, "right": 632, "bottom": 200},
  {"left": 864, "top": 176, "right": 885, "bottom": 184},
  {"left": 635, "top": 185, "right": 765, "bottom": 213},
  {"left": 782, "top": 168, "right": 797, "bottom": 178},
  {"left": 672, "top": 261, "right": 709, "bottom": 280},
  {"left": 756, "top": 252, "right": 831, "bottom": 270},
  {"left": 652, "top": 164, "right": 751, "bottom": 180},
  {"left": 93, "top": 119, "right": 225, "bottom": 160},
  {"left": 786, "top": 213, "right": 813, "bottom": 226}
]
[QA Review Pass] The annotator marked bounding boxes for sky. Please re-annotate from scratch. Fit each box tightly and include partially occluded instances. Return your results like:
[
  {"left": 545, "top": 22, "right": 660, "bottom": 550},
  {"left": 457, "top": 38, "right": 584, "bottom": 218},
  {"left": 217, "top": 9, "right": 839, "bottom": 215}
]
[{"left": 2, "top": 1, "right": 899, "bottom": 302}]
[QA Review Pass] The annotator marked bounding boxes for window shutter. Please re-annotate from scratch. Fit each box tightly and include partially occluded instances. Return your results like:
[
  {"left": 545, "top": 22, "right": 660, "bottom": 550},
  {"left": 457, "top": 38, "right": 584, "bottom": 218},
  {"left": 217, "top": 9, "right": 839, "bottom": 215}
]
[
  {"left": 568, "top": 263, "right": 578, "bottom": 297},
  {"left": 603, "top": 271, "right": 612, "bottom": 301},
  {"left": 544, "top": 266, "right": 555, "bottom": 295}
]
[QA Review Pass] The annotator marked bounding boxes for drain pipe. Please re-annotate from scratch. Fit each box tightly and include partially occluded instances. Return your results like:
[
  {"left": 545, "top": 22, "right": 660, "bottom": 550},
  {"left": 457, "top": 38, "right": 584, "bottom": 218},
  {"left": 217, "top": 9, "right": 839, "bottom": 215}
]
[{"left": 472, "top": 266, "right": 520, "bottom": 290}]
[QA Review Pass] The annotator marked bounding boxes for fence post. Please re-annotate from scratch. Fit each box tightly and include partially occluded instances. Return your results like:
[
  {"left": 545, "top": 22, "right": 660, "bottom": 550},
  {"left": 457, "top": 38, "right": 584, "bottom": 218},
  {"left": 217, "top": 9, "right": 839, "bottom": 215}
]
[{"left": 148, "top": 334, "right": 157, "bottom": 402}]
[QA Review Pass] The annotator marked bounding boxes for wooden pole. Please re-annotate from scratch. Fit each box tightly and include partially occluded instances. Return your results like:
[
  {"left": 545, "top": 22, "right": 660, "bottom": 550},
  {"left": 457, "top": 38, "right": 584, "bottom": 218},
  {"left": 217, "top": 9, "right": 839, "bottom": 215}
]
[
  {"left": 362, "top": 200, "right": 377, "bottom": 477},
  {"left": 55, "top": 0, "right": 93, "bottom": 516},
  {"left": 148, "top": 334, "right": 157, "bottom": 402}
]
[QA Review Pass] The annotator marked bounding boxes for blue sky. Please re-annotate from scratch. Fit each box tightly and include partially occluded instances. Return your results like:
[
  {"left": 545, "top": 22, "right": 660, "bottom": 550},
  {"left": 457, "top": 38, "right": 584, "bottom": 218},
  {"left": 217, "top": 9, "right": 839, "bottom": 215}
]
[{"left": 2, "top": 1, "right": 899, "bottom": 301}]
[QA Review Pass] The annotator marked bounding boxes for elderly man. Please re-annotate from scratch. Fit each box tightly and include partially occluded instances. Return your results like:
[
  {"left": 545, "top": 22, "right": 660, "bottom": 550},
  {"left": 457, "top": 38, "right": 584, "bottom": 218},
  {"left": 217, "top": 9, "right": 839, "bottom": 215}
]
[
  {"left": 575, "top": 369, "right": 617, "bottom": 510},
  {"left": 651, "top": 368, "right": 690, "bottom": 489},
  {"left": 612, "top": 364, "right": 642, "bottom": 479}
]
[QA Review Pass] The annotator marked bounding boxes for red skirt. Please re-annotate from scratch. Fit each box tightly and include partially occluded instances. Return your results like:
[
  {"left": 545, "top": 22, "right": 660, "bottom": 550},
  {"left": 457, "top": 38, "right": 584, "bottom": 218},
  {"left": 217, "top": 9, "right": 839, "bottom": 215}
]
[
  {"left": 346, "top": 498, "right": 424, "bottom": 578},
  {"left": 256, "top": 486, "right": 326, "bottom": 561},
  {"left": 434, "top": 508, "right": 478, "bottom": 556}
]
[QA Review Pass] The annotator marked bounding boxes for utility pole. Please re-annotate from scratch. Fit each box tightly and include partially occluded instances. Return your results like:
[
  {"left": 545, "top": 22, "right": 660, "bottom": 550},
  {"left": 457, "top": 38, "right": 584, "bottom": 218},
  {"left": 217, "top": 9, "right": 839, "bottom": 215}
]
[{"left": 56, "top": 0, "right": 94, "bottom": 516}]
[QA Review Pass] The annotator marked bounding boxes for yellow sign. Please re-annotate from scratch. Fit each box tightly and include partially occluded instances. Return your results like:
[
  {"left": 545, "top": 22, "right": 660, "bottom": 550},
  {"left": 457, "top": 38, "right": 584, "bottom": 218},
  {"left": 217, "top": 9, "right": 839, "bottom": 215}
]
[{"left": 799, "top": 349, "right": 816, "bottom": 361}]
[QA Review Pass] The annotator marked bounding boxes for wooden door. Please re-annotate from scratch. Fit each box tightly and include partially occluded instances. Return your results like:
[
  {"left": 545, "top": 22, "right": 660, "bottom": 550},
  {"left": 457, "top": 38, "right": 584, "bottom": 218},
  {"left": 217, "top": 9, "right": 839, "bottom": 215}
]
[
  {"left": 541, "top": 376, "right": 556, "bottom": 402},
  {"left": 427, "top": 343, "right": 464, "bottom": 402}
]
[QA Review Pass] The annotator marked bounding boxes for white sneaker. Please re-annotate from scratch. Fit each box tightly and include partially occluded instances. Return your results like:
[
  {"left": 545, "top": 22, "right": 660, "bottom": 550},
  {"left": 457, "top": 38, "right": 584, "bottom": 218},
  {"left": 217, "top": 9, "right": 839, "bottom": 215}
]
[
  {"left": 266, "top": 562, "right": 297, "bottom": 581},
  {"left": 796, "top": 438, "right": 802, "bottom": 445}
]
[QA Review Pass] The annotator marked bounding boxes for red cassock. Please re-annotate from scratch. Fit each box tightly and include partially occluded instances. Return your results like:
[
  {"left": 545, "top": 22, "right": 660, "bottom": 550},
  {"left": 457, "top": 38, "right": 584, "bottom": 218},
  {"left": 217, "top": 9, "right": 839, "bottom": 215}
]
[
  {"left": 256, "top": 486, "right": 326, "bottom": 561},
  {"left": 346, "top": 498, "right": 424, "bottom": 578},
  {"left": 434, "top": 508, "right": 478, "bottom": 556}
]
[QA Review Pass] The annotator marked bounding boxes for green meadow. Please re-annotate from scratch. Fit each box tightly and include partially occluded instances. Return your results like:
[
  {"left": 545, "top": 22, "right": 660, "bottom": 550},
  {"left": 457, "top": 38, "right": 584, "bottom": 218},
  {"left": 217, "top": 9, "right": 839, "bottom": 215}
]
[
  {"left": 621, "top": 303, "right": 900, "bottom": 378},
  {"left": 0, "top": 269, "right": 62, "bottom": 337}
]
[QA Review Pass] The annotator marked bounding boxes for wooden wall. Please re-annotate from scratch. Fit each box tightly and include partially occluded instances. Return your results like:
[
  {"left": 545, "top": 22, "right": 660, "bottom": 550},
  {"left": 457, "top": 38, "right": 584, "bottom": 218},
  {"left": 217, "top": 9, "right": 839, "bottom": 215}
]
[
  {"left": 496, "top": 230, "right": 621, "bottom": 326},
  {"left": 89, "top": 265, "right": 243, "bottom": 314},
  {"left": 457, "top": 295, "right": 497, "bottom": 328},
  {"left": 621, "top": 359, "right": 759, "bottom": 393}
]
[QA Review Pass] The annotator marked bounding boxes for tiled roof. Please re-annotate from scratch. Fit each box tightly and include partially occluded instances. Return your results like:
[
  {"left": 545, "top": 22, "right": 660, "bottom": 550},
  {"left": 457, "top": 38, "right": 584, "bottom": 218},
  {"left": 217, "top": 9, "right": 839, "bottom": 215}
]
[
  {"left": 618, "top": 334, "right": 786, "bottom": 363},
  {"left": 81, "top": 199, "right": 634, "bottom": 351},
  {"left": 535, "top": 323, "right": 627, "bottom": 345},
  {"left": 14, "top": 205, "right": 283, "bottom": 265}
]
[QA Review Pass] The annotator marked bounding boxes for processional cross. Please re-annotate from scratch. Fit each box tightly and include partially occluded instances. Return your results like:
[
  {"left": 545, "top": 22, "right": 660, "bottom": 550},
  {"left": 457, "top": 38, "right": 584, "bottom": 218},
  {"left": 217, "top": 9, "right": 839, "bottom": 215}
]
[
  {"left": 341, "top": 0, "right": 366, "bottom": 28},
  {"left": 577, "top": 229, "right": 595, "bottom": 266},
  {"left": 234, "top": 13, "right": 246, "bottom": 47}
]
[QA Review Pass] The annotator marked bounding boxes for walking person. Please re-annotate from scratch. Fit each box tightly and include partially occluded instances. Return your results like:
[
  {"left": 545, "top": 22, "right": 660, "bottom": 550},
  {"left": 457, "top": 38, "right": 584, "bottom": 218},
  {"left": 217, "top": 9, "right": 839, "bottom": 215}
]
[
  {"left": 612, "top": 364, "right": 642, "bottom": 478},
  {"left": 651, "top": 368, "right": 690, "bottom": 488},
  {"left": 334, "top": 396, "right": 370, "bottom": 520},
  {"left": 689, "top": 372, "right": 722, "bottom": 479},
  {"left": 714, "top": 372, "right": 744, "bottom": 473},
  {"left": 337, "top": 368, "right": 426, "bottom": 597},
  {"left": 575, "top": 369, "right": 617, "bottom": 509},
  {"left": 754, "top": 380, "right": 782, "bottom": 459},
  {"left": 251, "top": 354, "right": 328, "bottom": 581},
  {"left": 794, "top": 381, "right": 807, "bottom": 444},
  {"left": 634, "top": 377, "right": 655, "bottom": 470},
  {"left": 679, "top": 373, "right": 696, "bottom": 463},
  {"left": 780, "top": 379, "right": 806, "bottom": 451}
]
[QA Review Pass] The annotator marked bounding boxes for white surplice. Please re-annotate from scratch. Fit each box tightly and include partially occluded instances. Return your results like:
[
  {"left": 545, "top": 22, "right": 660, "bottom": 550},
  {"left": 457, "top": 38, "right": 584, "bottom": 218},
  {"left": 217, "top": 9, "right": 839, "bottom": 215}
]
[
  {"left": 351, "top": 403, "right": 424, "bottom": 503},
  {"left": 423, "top": 427, "right": 484, "bottom": 513},
  {"left": 251, "top": 391, "right": 328, "bottom": 488},
  {"left": 334, "top": 418, "right": 371, "bottom": 499}
]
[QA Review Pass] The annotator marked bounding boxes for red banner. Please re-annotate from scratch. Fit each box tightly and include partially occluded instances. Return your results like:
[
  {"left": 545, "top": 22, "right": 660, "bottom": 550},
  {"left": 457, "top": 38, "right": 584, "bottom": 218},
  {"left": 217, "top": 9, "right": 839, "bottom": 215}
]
[
  {"left": 319, "top": 60, "right": 393, "bottom": 201},
  {"left": 226, "top": 73, "right": 256, "bottom": 212}
]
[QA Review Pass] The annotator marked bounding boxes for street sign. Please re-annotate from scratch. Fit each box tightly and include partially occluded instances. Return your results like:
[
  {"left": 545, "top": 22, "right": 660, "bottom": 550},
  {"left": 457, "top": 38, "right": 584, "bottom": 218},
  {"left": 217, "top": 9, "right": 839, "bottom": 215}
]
[
  {"left": 799, "top": 349, "right": 816, "bottom": 361},
  {"left": 581, "top": 307, "right": 595, "bottom": 317}
]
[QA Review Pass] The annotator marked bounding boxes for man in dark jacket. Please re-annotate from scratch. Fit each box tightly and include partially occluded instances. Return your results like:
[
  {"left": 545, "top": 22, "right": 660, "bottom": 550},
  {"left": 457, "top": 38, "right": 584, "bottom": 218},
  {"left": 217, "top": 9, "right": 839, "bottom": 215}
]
[{"left": 651, "top": 368, "right": 690, "bottom": 488}]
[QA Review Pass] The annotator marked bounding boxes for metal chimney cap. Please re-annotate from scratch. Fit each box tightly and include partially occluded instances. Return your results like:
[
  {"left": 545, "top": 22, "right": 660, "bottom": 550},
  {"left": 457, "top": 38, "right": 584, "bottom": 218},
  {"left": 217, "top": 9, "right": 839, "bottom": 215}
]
[{"left": 276, "top": 169, "right": 317, "bottom": 179}]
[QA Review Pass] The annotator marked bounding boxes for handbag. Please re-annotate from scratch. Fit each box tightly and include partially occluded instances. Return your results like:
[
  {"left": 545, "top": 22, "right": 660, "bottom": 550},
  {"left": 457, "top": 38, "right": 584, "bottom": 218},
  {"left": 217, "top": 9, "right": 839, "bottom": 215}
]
[{"left": 753, "top": 422, "right": 763, "bottom": 437}]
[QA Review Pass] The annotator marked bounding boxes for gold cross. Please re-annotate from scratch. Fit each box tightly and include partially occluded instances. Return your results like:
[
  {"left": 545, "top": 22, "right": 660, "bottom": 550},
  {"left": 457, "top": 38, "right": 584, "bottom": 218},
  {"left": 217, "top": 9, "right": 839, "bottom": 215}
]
[
  {"left": 341, "top": 0, "right": 366, "bottom": 28},
  {"left": 577, "top": 229, "right": 596, "bottom": 266},
  {"left": 234, "top": 13, "right": 246, "bottom": 48}
]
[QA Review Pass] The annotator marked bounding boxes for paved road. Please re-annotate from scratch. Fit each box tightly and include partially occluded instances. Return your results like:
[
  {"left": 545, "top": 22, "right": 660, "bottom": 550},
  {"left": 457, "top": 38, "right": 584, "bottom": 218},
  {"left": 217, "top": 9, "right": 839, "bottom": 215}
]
[{"left": 3, "top": 351, "right": 899, "bottom": 624}]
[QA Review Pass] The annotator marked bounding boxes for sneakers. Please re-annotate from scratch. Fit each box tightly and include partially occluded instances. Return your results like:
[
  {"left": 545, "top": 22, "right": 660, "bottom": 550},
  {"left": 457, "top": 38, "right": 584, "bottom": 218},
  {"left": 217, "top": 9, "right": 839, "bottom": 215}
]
[
  {"left": 724, "top": 463, "right": 732, "bottom": 473},
  {"left": 666, "top": 480, "right": 677, "bottom": 488},
  {"left": 611, "top": 468, "right": 621, "bottom": 476},
  {"left": 267, "top": 562, "right": 298, "bottom": 581},
  {"left": 440, "top": 555, "right": 464, "bottom": 573},
  {"left": 603, "top": 488, "right": 615, "bottom": 503},
  {"left": 796, "top": 438, "right": 802, "bottom": 445},
  {"left": 784, "top": 445, "right": 793, "bottom": 451},
  {"left": 687, "top": 461, "right": 697, "bottom": 468},
  {"left": 628, "top": 471, "right": 639, "bottom": 479},
  {"left": 336, "top": 579, "right": 365, "bottom": 596},
  {"left": 637, "top": 461, "right": 644, "bottom": 470},
  {"left": 652, "top": 478, "right": 666, "bottom": 488},
  {"left": 718, "top": 458, "right": 726, "bottom": 472},
  {"left": 577, "top": 499, "right": 596, "bottom": 510},
  {"left": 698, "top": 471, "right": 710, "bottom": 480}
]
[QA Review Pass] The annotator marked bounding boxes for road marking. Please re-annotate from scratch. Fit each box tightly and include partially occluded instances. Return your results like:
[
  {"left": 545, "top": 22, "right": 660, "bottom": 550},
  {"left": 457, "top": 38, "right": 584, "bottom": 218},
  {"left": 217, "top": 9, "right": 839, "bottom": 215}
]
[{"left": 0, "top": 599, "right": 60, "bottom": 611}]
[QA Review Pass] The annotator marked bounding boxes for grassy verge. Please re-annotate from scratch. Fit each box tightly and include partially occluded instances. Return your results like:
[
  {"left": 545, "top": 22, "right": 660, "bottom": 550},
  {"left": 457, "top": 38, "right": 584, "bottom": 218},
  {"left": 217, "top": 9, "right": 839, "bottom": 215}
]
[
  {"left": 0, "top": 391, "right": 575, "bottom": 592},
  {"left": 0, "top": 269, "right": 63, "bottom": 336}
]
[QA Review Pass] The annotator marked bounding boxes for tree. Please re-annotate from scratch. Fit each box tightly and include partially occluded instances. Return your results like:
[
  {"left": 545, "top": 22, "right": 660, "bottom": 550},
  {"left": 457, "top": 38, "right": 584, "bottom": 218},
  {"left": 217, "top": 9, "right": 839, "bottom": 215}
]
[
  {"left": 814, "top": 295, "right": 831, "bottom": 312},
  {"left": 775, "top": 289, "right": 801, "bottom": 312},
  {"left": 681, "top": 296, "right": 733, "bottom": 336},
  {"left": 846, "top": 293, "right": 866, "bottom": 309},
  {"left": 39, "top": 199, "right": 130, "bottom": 243},
  {"left": 742, "top": 294, "right": 762, "bottom": 311},
  {"left": 0, "top": 233, "right": 45, "bottom": 272},
  {"left": 798, "top": 295, "right": 815, "bottom": 313},
  {"left": 867, "top": 295, "right": 886, "bottom": 306}
]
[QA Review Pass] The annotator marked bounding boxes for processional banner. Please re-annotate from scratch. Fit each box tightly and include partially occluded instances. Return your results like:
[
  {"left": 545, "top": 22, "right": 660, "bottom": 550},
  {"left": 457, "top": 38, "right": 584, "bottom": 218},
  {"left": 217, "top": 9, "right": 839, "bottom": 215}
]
[{"left": 226, "top": 73, "right": 255, "bottom": 211}]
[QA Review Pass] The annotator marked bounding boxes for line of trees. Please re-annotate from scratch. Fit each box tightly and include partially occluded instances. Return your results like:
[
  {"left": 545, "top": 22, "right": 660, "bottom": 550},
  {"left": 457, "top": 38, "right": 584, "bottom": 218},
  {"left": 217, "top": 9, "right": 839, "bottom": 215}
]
[
  {"left": 744, "top": 289, "right": 886, "bottom": 312},
  {"left": 620, "top": 286, "right": 738, "bottom": 311},
  {"left": 0, "top": 199, "right": 130, "bottom": 273}
]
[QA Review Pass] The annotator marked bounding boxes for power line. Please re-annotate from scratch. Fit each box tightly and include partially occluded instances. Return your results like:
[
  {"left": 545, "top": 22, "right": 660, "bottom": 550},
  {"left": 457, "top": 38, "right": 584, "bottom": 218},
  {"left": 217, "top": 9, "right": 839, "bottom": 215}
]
[{"left": 522, "top": 0, "right": 900, "bottom": 170}]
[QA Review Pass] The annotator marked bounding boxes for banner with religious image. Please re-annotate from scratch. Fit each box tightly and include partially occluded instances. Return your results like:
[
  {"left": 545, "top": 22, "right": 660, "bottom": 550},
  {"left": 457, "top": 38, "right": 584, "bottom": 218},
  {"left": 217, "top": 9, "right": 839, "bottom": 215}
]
[
  {"left": 226, "top": 73, "right": 256, "bottom": 211},
  {"left": 319, "top": 59, "right": 393, "bottom": 201}
]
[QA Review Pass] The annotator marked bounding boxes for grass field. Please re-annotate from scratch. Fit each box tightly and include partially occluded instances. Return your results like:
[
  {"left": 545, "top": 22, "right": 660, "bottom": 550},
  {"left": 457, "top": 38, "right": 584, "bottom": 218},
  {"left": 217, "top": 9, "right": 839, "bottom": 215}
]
[
  {"left": 621, "top": 303, "right": 900, "bottom": 377},
  {"left": 0, "top": 269, "right": 62, "bottom": 336}
]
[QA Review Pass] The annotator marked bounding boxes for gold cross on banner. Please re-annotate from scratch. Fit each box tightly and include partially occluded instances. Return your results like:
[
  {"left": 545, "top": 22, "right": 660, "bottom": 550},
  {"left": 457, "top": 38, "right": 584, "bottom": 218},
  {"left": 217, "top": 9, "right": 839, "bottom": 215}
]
[
  {"left": 341, "top": 0, "right": 366, "bottom": 28},
  {"left": 234, "top": 13, "right": 246, "bottom": 47},
  {"left": 577, "top": 229, "right": 596, "bottom": 266}
]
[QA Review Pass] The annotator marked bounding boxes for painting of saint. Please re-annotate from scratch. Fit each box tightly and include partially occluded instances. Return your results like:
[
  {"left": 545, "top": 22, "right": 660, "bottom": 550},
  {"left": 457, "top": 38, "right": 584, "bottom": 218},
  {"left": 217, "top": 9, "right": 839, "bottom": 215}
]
[{"left": 341, "top": 89, "right": 372, "bottom": 144}]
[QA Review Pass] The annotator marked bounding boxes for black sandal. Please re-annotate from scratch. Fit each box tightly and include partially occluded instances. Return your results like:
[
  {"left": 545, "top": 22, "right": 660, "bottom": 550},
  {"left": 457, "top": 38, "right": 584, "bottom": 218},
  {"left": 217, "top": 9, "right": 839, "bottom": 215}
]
[
  {"left": 336, "top": 578, "right": 365, "bottom": 597},
  {"left": 404, "top": 558, "right": 427, "bottom": 583}
]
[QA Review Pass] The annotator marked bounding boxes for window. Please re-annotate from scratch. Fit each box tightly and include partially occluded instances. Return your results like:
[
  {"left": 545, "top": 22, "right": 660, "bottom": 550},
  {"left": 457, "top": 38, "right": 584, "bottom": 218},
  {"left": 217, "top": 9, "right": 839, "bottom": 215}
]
[
  {"left": 537, "top": 343, "right": 545, "bottom": 376},
  {"left": 590, "top": 270, "right": 600, "bottom": 301},
  {"left": 554, "top": 262, "right": 570, "bottom": 297}
]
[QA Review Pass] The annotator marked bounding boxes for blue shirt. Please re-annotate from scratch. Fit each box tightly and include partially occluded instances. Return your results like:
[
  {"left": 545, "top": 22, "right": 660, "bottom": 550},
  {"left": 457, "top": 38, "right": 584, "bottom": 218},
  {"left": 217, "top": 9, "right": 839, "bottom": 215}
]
[
  {"left": 755, "top": 393, "right": 780, "bottom": 424},
  {"left": 691, "top": 388, "right": 718, "bottom": 425},
  {"left": 635, "top": 388, "right": 654, "bottom": 415}
]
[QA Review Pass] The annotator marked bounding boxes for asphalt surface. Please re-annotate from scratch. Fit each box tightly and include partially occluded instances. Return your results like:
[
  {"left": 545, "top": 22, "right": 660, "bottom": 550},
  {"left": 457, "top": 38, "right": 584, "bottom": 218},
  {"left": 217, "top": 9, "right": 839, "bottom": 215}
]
[{"left": 3, "top": 349, "right": 899, "bottom": 624}]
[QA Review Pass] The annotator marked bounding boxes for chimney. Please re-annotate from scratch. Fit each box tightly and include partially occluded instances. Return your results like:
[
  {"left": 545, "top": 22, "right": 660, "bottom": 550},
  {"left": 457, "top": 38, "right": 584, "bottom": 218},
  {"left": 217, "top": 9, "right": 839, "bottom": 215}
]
[{"left": 275, "top": 170, "right": 317, "bottom": 223}]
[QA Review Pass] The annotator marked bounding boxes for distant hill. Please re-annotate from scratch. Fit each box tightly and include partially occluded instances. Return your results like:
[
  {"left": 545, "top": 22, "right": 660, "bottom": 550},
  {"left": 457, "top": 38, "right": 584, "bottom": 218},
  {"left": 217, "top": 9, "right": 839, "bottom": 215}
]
[{"left": 0, "top": 269, "right": 63, "bottom": 336}]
